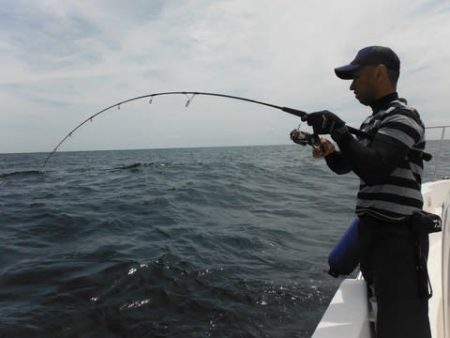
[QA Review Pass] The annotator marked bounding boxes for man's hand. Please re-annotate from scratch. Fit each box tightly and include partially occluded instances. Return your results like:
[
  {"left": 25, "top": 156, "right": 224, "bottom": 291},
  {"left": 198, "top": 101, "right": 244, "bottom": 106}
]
[
  {"left": 312, "top": 138, "right": 336, "bottom": 158},
  {"left": 302, "top": 110, "right": 345, "bottom": 135}
]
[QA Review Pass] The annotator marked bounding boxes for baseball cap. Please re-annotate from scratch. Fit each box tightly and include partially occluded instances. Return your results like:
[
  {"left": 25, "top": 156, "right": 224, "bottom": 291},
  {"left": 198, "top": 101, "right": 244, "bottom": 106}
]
[{"left": 334, "top": 46, "right": 400, "bottom": 80}]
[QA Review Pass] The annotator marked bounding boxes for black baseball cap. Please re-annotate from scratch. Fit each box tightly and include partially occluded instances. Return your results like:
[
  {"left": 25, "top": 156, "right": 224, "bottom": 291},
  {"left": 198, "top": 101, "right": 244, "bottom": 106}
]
[{"left": 334, "top": 46, "right": 400, "bottom": 80}]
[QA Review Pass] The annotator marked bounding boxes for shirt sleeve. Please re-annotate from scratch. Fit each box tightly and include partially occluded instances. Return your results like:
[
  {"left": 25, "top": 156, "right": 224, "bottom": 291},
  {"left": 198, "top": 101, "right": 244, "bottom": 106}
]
[{"left": 336, "top": 131, "right": 410, "bottom": 185}]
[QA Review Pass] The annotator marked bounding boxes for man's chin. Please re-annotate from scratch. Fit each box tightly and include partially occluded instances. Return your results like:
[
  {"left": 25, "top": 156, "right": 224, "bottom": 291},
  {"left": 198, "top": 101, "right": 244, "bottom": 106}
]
[
  {"left": 355, "top": 92, "right": 377, "bottom": 106},
  {"left": 356, "top": 97, "right": 371, "bottom": 106}
]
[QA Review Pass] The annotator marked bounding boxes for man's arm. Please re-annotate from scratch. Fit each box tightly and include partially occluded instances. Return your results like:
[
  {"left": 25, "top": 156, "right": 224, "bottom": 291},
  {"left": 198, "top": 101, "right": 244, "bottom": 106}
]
[
  {"left": 325, "top": 151, "right": 352, "bottom": 175},
  {"left": 335, "top": 131, "right": 410, "bottom": 185},
  {"left": 305, "top": 109, "right": 422, "bottom": 185}
]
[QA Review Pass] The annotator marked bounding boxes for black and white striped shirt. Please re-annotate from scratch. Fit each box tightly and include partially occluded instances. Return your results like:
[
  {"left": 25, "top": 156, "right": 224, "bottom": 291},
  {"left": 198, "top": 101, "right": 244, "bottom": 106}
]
[{"left": 355, "top": 97, "right": 425, "bottom": 221}]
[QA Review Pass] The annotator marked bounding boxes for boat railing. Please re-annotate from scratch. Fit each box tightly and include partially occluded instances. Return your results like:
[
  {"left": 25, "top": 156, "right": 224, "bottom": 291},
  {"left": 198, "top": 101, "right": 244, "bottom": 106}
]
[{"left": 426, "top": 125, "right": 450, "bottom": 181}]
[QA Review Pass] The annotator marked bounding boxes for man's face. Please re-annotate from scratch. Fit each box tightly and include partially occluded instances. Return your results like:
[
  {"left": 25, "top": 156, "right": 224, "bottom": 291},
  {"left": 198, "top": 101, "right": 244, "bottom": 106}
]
[{"left": 349, "top": 66, "right": 378, "bottom": 106}]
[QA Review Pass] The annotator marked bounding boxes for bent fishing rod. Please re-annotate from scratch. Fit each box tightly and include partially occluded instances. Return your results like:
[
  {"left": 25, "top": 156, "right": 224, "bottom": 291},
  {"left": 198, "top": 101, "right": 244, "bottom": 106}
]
[{"left": 41, "top": 91, "right": 431, "bottom": 169}]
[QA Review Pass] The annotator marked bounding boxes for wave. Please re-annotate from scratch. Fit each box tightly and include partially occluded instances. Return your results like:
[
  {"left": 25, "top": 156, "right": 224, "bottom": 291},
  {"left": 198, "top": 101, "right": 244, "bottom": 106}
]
[
  {"left": 111, "top": 162, "right": 171, "bottom": 171},
  {"left": 0, "top": 170, "right": 43, "bottom": 179}
]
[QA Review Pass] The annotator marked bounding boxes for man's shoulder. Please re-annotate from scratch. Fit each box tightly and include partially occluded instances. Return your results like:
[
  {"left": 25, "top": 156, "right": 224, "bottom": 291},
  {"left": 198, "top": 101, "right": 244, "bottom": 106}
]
[
  {"left": 383, "top": 98, "right": 424, "bottom": 128},
  {"left": 367, "top": 97, "right": 424, "bottom": 147}
]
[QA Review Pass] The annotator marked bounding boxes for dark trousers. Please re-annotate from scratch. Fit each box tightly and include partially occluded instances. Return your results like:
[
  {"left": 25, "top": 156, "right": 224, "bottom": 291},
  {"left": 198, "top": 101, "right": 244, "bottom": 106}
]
[{"left": 358, "top": 215, "right": 431, "bottom": 338}]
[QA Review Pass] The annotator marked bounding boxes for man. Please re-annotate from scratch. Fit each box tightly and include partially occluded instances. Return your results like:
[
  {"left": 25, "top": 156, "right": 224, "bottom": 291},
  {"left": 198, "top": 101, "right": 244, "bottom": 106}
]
[{"left": 304, "top": 46, "right": 430, "bottom": 338}]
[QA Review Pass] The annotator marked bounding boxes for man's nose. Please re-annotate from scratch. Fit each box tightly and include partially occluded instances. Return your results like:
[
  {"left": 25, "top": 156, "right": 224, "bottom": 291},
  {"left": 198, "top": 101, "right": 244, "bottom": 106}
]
[{"left": 349, "top": 79, "right": 355, "bottom": 91}]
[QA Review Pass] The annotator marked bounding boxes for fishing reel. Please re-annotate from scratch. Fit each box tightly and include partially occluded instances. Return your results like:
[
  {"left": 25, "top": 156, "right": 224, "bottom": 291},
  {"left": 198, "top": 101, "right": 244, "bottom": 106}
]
[
  {"left": 289, "top": 125, "right": 315, "bottom": 146},
  {"left": 290, "top": 125, "right": 325, "bottom": 157}
]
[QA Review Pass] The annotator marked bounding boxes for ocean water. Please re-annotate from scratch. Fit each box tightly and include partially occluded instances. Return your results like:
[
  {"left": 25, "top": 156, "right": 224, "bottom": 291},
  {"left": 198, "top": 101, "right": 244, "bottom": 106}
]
[{"left": 1, "top": 141, "right": 449, "bottom": 338}]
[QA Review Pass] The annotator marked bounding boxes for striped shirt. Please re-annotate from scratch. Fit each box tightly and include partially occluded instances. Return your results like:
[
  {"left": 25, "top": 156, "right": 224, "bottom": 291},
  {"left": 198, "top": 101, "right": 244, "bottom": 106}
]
[{"left": 355, "top": 97, "right": 425, "bottom": 222}]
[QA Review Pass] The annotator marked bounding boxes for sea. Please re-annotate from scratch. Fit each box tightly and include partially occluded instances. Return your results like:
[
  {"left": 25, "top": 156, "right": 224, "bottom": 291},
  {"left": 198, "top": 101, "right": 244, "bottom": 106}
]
[{"left": 1, "top": 140, "right": 449, "bottom": 338}]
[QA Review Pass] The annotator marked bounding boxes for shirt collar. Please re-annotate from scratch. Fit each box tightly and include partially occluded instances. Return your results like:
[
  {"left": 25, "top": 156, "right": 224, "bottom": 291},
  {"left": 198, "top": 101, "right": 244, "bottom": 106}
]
[{"left": 370, "top": 92, "right": 399, "bottom": 114}]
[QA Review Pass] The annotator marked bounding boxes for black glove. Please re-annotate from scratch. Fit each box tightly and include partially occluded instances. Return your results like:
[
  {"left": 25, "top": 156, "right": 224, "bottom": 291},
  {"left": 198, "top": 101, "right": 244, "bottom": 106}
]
[{"left": 302, "top": 110, "right": 345, "bottom": 135}]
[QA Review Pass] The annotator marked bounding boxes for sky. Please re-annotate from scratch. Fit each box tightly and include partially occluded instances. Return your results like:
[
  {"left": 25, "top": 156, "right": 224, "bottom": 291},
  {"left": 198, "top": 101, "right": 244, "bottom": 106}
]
[{"left": 1, "top": 0, "right": 450, "bottom": 153}]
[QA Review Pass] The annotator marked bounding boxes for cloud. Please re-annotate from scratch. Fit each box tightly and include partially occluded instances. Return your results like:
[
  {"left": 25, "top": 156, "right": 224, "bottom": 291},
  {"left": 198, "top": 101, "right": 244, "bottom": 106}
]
[{"left": 1, "top": 0, "right": 449, "bottom": 153}]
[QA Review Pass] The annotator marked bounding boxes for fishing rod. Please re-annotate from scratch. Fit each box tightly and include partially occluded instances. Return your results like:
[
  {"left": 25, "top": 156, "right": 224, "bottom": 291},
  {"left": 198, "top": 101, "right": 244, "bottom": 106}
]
[
  {"left": 41, "top": 91, "right": 312, "bottom": 169},
  {"left": 41, "top": 91, "right": 431, "bottom": 169}
]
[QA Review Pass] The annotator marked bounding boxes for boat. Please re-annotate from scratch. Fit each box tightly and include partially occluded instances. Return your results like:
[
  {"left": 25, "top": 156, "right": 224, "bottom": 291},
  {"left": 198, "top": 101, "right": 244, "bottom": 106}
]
[{"left": 312, "top": 126, "right": 450, "bottom": 338}]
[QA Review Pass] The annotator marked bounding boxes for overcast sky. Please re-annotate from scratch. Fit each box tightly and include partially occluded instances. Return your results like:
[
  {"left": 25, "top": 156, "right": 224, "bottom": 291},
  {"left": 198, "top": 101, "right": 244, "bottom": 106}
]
[{"left": 1, "top": 0, "right": 449, "bottom": 153}]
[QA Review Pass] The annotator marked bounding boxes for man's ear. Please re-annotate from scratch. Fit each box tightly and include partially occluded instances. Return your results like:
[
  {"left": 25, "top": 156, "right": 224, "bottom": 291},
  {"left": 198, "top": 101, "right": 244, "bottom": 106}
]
[{"left": 375, "top": 64, "right": 388, "bottom": 81}]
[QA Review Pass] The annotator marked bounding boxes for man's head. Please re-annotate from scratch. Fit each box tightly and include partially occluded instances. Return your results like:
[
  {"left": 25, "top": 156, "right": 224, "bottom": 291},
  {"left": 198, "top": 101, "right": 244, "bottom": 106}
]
[{"left": 334, "top": 46, "right": 400, "bottom": 105}]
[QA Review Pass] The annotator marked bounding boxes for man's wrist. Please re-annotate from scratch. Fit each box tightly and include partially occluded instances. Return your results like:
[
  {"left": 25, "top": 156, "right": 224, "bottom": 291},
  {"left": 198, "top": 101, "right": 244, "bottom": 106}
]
[{"left": 331, "top": 125, "right": 350, "bottom": 143}]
